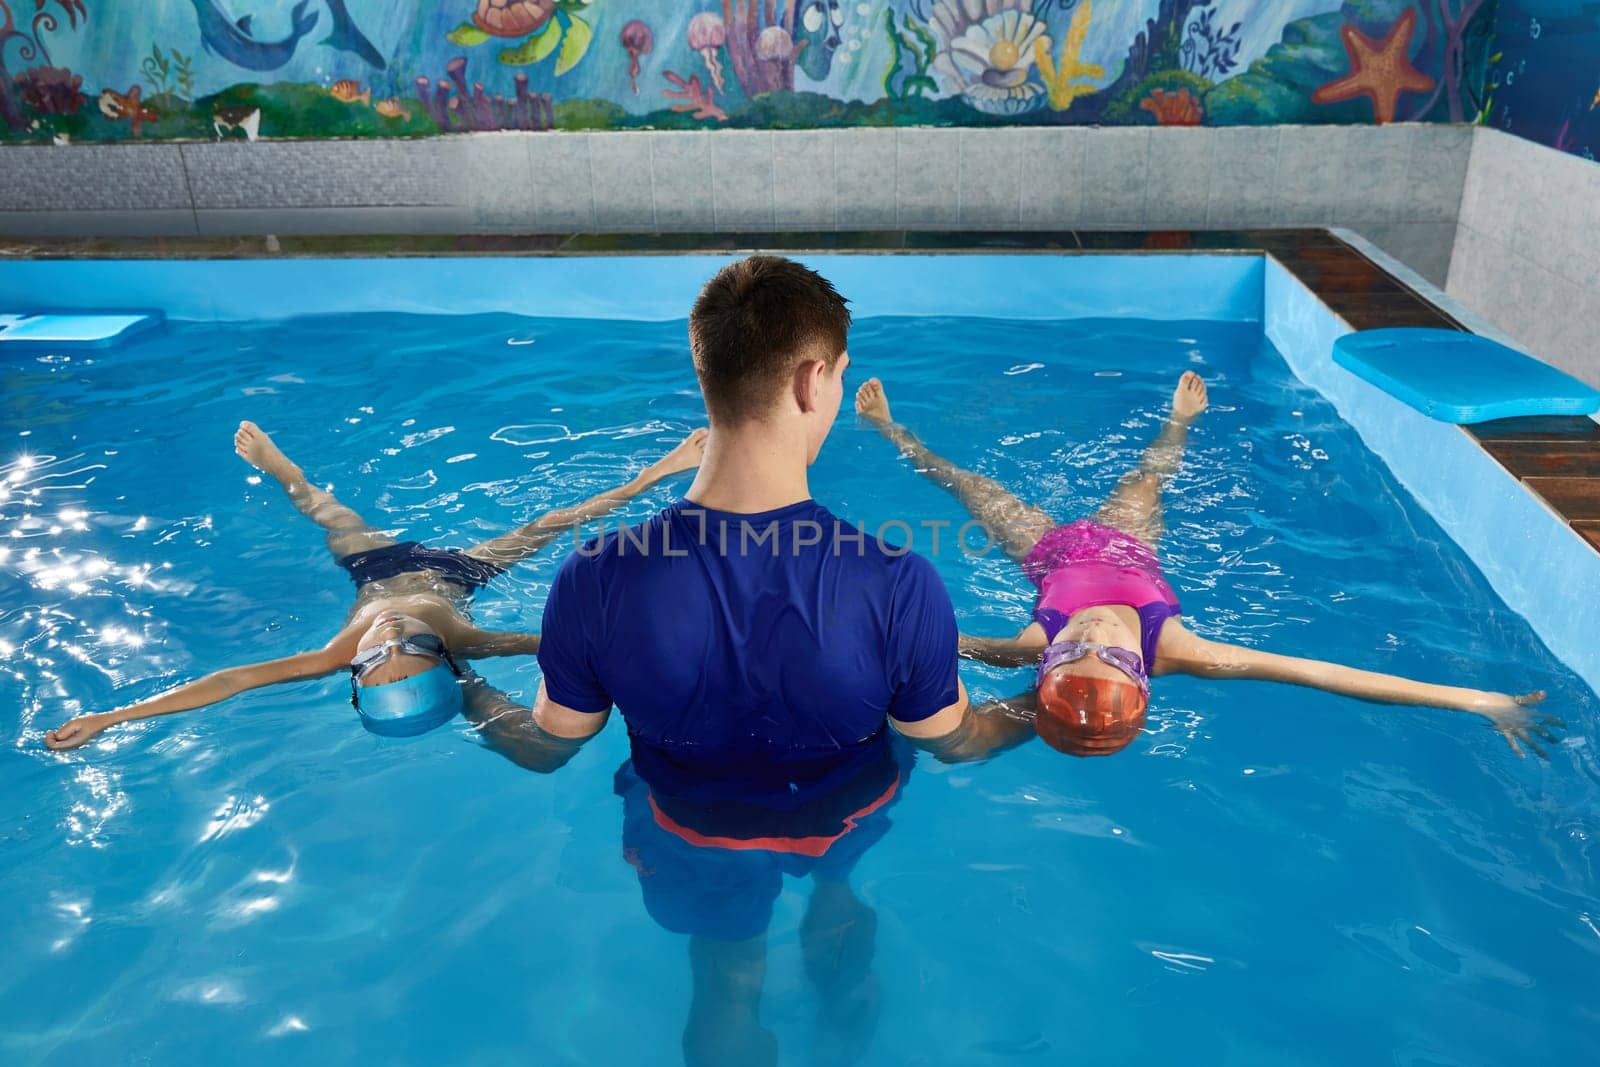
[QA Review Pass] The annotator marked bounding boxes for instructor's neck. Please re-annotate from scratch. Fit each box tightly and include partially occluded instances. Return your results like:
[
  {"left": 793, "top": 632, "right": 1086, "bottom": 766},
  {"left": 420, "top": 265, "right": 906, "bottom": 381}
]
[{"left": 683, "top": 420, "right": 811, "bottom": 514}]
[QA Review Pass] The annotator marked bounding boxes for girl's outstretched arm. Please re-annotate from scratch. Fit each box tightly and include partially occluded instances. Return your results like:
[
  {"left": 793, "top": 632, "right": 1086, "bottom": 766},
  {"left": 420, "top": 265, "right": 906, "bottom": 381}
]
[
  {"left": 463, "top": 428, "right": 708, "bottom": 568},
  {"left": 959, "top": 624, "right": 1048, "bottom": 668},
  {"left": 454, "top": 630, "right": 541, "bottom": 659},
  {"left": 1155, "top": 622, "right": 1562, "bottom": 758},
  {"left": 44, "top": 624, "right": 362, "bottom": 752}
]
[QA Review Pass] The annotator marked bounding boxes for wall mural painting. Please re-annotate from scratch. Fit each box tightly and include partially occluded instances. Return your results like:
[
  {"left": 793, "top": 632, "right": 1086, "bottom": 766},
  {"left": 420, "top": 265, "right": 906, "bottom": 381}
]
[
  {"left": 0, "top": 1, "right": 1498, "bottom": 143},
  {"left": 1486, "top": 1, "right": 1600, "bottom": 159}
]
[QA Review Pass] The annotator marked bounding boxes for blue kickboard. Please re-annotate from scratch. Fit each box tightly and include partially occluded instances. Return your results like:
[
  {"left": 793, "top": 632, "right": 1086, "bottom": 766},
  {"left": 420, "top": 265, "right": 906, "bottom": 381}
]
[
  {"left": 1332, "top": 327, "right": 1600, "bottom": 424},
  {"left": 0, "top": 312, "right": 162, "bottom": 348}
]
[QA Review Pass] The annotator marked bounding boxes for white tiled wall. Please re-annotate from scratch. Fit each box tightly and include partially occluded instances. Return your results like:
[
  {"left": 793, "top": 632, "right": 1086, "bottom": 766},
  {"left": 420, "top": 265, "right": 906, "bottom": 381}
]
[
  {"left": 1449, "top": 127, "right": 1600, "bottom": 386},
  {"left": 0, "top": 125, "right": 1471, "bottom": 286}
]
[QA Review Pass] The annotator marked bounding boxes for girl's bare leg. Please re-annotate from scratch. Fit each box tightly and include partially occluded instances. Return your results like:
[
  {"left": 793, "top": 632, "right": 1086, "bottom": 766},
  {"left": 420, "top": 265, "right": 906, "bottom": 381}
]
[
  {"left": 856, "top": 378, "right": 1055, "bottom": 565},
  {"left": 234, "top": 421, "right": 395, "bottom": 558},
  {"left": 1092, "top": 371, "right": 1208, "bottom": 549},
  {"left": 463, "top": 428, "right": 709, "bottom": 568}
]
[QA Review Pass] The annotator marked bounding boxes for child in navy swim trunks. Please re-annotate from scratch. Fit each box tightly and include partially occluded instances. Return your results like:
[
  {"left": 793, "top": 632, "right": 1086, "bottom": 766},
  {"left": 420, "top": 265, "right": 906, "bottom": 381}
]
[
  {"left": 44, "top": 421, "right": 708, "bottom": 750},
  {"left": 857, "top": 372, "right": 1561, "bottom": 760}
]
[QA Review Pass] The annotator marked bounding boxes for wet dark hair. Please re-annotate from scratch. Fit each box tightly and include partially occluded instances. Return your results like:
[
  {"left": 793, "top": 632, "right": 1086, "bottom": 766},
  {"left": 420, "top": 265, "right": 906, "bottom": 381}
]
[{"left": 688, "top": 255, "right": 852, "bottom": 424}]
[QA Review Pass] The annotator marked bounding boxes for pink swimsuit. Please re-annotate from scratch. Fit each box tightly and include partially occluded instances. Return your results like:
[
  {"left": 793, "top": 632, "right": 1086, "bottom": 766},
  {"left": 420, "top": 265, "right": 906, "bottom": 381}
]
[{"left": 1023, "top": 520, "right": 1181, "bottom": 671}]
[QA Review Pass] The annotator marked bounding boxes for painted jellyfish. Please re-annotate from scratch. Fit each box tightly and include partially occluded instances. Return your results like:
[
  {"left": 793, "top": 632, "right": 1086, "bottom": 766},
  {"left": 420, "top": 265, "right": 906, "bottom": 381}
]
[
  {"left": 756, "top": 25, "right": 794, "bottom": 66},
  {"left": 620, "top": 20, "right": 652, "bottom": 96},
  {"left": 687, "top": 11, "right": 726, "bottom": 94},
  {"left": 723, "top": 1, "right": 805, "bottom": 96}
]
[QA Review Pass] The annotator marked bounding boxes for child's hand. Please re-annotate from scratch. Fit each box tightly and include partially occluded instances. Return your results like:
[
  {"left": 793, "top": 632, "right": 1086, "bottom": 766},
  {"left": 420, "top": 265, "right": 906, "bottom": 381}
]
[
  {"left": 45, "top": 712, "right": 113, "bottom": 751},
  {"left": 1469, "top": 691, "right": 1562, "bottom": 759}
]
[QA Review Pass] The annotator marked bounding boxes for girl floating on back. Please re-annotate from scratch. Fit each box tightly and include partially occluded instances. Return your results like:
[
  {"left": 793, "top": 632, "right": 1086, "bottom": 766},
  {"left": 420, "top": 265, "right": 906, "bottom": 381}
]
[
  {"left": 45, "top": 421, "right": 707, "bottom": 750},
  {"left": 856, "top": 372, "right": 1561, "bottom": 759}
]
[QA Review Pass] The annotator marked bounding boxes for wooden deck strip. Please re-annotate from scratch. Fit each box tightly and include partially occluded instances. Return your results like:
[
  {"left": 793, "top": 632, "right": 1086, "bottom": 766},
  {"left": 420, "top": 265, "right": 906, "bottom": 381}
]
[
  {"left": 1479, "top": 440, "right": 1600, "bottom": 478},
  {"left": 1523, "top": 478, "right": 1600, "bottom": 521}
]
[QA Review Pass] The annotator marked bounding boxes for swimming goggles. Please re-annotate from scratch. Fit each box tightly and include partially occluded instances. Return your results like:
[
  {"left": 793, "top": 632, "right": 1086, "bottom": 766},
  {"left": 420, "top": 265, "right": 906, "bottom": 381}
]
[
  {"left": 1038, "top": 640, "right": 1149, "bottom": 695},
  {"left": 349, "top": 634, "right": 460, "bottom": 692}
]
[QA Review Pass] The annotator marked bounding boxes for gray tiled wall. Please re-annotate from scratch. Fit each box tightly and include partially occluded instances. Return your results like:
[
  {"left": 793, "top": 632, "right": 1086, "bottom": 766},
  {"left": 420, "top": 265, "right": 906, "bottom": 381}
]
[
  {"left": 0, "top": 125, "right": 1470, "bottom": 286},
  {"left": 1449, "top": 127, "right": 1600, "bottom": 386}
]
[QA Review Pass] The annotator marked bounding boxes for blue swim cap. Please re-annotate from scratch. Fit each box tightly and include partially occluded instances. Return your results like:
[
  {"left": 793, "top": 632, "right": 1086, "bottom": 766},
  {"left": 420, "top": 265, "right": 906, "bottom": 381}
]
[{"left": 353, "top": 660, "right": 465, "bottom": 737}]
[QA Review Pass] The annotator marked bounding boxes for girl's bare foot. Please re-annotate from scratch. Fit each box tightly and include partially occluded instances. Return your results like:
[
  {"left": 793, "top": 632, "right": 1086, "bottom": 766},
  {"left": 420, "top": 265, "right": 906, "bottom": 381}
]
[
  {"left": 1171, "top": 371, "right": 1209, "bottom": 422},
  {"left": 233, "top": 421, "right": 302, "bottom": 486},
  {"left": 650, "top": 427, "right": 709, "bottom": 479},
  {"left": 854, "top": 378, "right": 892, "bottom": 427}
]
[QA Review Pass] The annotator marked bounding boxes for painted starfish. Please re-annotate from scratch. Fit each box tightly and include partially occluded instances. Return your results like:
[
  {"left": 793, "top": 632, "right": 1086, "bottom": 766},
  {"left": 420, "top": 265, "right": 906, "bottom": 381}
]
[{"left": 1311, "top": 8, "right": 1435, "bottom": 125}]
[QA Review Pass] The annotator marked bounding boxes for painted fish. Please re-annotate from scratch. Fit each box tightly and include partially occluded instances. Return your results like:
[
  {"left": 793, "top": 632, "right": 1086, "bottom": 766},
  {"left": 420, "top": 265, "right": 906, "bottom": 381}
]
[
  {"left": 323, "top": 0, "right": 386, "bottom": 70},
  {"left": 374, "top": 98, "right": 410, "bottom": 120},
  {"left": 188, "top": 0, "right": 319, "bottom": 72},
  {"left": 1592, "top": 83, "right": 1600, "bottom": 110},
  {"left": 329, "top": 79, "right": 370, "bottom": 104},
  {"left": 98, "top": 86, "right": 158, "bottom": 136}
]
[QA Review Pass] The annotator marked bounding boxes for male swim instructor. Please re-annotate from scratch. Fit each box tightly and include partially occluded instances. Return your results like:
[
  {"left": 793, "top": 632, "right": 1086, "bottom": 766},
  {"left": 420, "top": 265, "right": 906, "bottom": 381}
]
[
  {"left": 482, "top": 256, "right": 1028, "bottom": 1067},
  {"left": 521, "top": 255, "right": 1028, "bottom": 770}
]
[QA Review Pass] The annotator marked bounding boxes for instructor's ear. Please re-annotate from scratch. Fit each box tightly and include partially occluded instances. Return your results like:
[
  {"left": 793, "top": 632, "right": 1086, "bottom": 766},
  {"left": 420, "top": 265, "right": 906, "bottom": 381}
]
[{"left": 793, "top": 358, "right": 825, "bottom": 415}]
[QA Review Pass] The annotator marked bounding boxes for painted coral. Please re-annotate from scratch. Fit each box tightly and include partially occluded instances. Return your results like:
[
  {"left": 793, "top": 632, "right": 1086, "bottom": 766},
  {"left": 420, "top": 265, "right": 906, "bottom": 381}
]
[
  {"left": 1034, "top": 0, "right": 1103, "bottom": 112},
  {"left": 416, "top": 56, "right": 553, "bottom": 130},
  {"left": 16, "top": 65, "right": 85, "bottom": 115},
  {"left": 1140, "top": 85, "right": 1203, "bottom": 125}
]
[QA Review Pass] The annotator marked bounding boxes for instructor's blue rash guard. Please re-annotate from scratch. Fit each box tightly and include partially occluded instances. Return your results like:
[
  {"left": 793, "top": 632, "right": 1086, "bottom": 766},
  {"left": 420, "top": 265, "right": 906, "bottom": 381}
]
[{"left": 537, "top": 499, "right": 959, "bottom": 803}]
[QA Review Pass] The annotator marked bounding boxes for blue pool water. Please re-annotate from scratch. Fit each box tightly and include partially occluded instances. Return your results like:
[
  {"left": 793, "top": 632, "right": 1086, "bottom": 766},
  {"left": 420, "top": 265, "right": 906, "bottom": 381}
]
[{"left": 3, "top": 310, "right": 1598, "bottom": 1065}]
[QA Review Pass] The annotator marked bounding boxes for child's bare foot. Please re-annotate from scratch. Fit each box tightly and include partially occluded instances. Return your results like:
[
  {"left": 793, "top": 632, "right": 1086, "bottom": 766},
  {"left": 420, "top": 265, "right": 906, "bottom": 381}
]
[
  {"left": 1171, "top": 371, "right": 1208, "bottom": 422},
  {"left": 233, "top": 421, "right": 302, "bottom": 485},
  {"left": 650, "top": 427, "right": 709, "bottom": 479},
  {"left": 855, "top": 378, "right": 892, "bottom": 427}
]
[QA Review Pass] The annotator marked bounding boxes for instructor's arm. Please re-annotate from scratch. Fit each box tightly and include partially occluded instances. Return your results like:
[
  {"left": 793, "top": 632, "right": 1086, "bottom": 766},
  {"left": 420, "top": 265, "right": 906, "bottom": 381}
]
[{"left": 884, "top": 556, "right": 1035, "bottom": 762}]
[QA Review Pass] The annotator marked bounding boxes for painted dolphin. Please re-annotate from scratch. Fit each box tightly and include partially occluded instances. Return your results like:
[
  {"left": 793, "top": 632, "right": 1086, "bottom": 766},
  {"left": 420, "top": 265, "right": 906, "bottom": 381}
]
[
  {"left": 323, "top": 0, "right": 386, "bottom": 70},
  {"left": 189, "top": 0, "right": 319, "bottom": 72}
]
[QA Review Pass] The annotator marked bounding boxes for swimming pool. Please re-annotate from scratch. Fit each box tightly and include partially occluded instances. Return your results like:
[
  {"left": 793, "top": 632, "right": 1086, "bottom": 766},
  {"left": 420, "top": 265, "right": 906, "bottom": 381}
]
[{"left": 3, "top": 254, "right": 1598, "bottom": 1064}]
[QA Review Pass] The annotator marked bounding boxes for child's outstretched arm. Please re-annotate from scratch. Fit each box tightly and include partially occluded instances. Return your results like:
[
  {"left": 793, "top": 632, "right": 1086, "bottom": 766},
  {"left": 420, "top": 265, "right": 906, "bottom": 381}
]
[
  {"left": 1155, "top": 622, "right": 1561, "bottom": 758},
  {"left": 464, "top": 428, "right": 708, "bottom": 568},
  {"left": 959, "top": 624, "right": 1049, "bottom": 668},
  {"left": 44, "top": 624, "right": 361, "bottom": 752},
  {"left": 453, "top": 630, "right": 541, "bottom": 659}
]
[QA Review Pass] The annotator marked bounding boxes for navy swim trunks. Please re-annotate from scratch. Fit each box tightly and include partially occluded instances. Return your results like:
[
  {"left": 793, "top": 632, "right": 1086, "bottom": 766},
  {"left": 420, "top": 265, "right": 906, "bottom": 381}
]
[
  {"left": 336, "top": 541, "right": 505, "bottom": 594},
  {"left": 614, "top": 736, "right": 913, "bottom": 942}
]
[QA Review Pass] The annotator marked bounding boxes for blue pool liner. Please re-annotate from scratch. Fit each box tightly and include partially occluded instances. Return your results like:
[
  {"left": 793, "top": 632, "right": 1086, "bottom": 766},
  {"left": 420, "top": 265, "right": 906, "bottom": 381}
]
[
  {"left": 1333, "top": 327, "right": 1600, "bottom": 423},
  {"left": 0, "top": 312, "right": 163, "bottom": 348},
  {"left": 0, "top": 256, "right": 1265, "bottom": 323},
  {"left": 1267, "top": 262, "right": 1600, "bottom": 696}
]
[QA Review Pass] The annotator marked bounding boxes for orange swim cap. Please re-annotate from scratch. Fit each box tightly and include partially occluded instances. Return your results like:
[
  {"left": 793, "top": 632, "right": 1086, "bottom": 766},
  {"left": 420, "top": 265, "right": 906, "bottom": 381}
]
[{"left": 1035, "top": 674, "right": 1147, "bottom": 757}]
